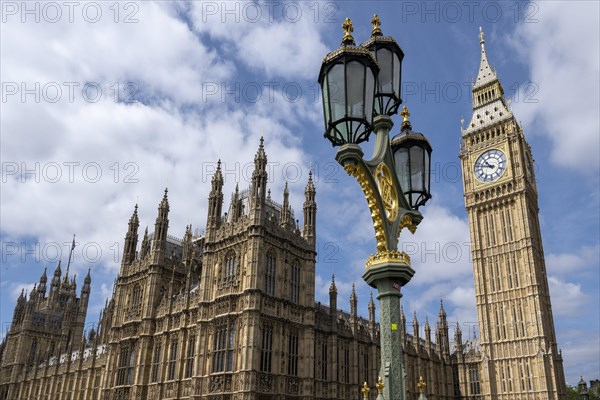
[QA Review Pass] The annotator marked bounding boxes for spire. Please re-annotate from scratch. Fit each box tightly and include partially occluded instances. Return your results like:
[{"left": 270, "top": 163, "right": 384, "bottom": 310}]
[
  {"left": 413, "top": 310, "right": 419, "bottom": 335},
  {"left": 329, "top": 274, "right": 337, "bottom": 295},
  {"left": 455, "top": 322, "right": 463, "bottom": 352},
  {"left": 473, "top": 27, "right": 497, "bottom": 89},
  {"left": 207, "top": 161, "right": 224, "bottom": 234},
  {"left": 230, "top": 183, "right": 242, "bottom": 221},
  {"left": 30, "top": 285, "right": 38, "bottom": 301},
  {"left": 281, "top": 181, "right": 290, "bottom": 226},
  {"left": 350, "top": 283, "right": 357, "bottom": 317},
  {"left": 160, "top": 188, "right": 169, "bottom": 209},
  {"left": 140, "top": 226, "right": 150, "bottom": 259},
  {"left": 413, "top": 310, "right": 421, "bottom": 348},
  {"left": 464, "top": 27, "right": 510, "bottom": 134},
  {"left": 251, "top": 138, "right": 268, "bottom": 209},
  {"left": 81, "top": 269, "right": 91, "bottom": 299},
  {"left": 368, "top": 291, "right": 376, "bottom": 322},
  {"left": 329, "top": 275, "right": 337, "bottom": 318},
  {"left": 51, "top": 261, "right": 62, "bottom": 294},
  {"left": 303, "top": 169, "right": 316, "bottom": 246},
  {"left": 425, "top": 316, "right": 432, "bottom": 349},
  {"left": 438, "top": 300, "right": 450, "bottom": 356},
  {"left": 152, "top": 189, "right": 170, "bottom": 260},
  {"left": 182, "top": 224, "right": 193, "bottom": 263},
  {"left": 38, "top": 268, "right": 47, "bottom": 296},
  {"left": 123, "top": 204, "right": 140, "bottom": 265},
  {"left": 211, "top": 160, "right": 224, "bottom": 192},
  {"left": 54, "top": 260, "right": 62, "bottom": 277}
]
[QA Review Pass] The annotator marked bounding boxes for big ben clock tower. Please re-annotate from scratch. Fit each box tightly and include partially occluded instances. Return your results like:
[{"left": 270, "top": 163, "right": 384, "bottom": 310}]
[{"left": 459, "top": 28, "right": 567, "bottom": 399}]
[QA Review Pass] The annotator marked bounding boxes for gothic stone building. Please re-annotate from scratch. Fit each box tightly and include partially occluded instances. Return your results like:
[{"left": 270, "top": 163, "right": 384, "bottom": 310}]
[
  {"left": 0, "top": 30, "right": 567, "bottom": 400},
  {"left": 0, "top": 139, "right": 463, "bottom": 400}
]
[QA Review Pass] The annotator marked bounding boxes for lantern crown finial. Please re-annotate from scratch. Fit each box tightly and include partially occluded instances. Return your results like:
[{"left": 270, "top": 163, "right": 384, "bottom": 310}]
[
  {"left": 400, "top": 106, "right": 412, "bottom": 129},
  {"left": 342, "top": 17, "right": 355, "bottom": 45},
  {"left": 371, "top": 14, "right": 382, "bottom": 36}
]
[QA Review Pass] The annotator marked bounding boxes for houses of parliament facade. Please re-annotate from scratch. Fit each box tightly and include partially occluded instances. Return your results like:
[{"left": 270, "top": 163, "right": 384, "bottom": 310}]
[{"left": 0, "top": 31, "right": 566, "bottom": 400}]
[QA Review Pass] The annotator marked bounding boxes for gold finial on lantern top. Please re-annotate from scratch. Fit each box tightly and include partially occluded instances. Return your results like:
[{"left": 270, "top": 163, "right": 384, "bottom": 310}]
[
  {"left": 418, "top": 376, "right": 426, "bottom": 393},
  {"left": 371, "top": 14, "right": 382, "bottom": 36},
  {"left": 376, "top": 376, "right": 385, "bottom": 393},
  {"left": 341, "top": 17, "right": 355, "bottom": 45},
  {"left": 361, "top": 382, "right": 370, "bottom": 397},
  {"left": 400, "top": 106, "right": 412, "bottom": 129}
]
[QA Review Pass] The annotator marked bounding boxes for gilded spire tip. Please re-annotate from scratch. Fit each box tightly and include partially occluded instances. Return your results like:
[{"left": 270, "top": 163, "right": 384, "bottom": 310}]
[
  {"left": 400, "top": 106, "right": 411, "bottom": 129},
  {"left": 371, "top": 14, "right": 382, "bottom": 36},
  {"left": 341, "top": 17, "right": 355, "bottom": 45}
]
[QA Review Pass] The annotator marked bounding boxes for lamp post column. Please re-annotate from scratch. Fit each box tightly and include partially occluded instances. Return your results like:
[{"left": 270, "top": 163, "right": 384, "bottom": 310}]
[{"left": 363, "top": 253, "right": 414, "bottom": 400}]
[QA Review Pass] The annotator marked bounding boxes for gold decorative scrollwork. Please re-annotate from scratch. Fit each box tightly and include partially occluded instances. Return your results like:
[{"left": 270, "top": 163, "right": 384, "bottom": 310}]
[
  {"left": 344, "top": 163, "right": 387, "bottom": 252},
  {"left": 374, "top": 163, "right": 399, "bottom": 222},
  {"left": 366, "top": 250, "right": 411, "bottom": 269},
  {"left": 399, "top": 214, "right": 417, "bottom": 234}
]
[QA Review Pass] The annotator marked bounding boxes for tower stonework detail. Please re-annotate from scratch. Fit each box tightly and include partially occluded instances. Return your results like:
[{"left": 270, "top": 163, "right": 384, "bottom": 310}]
[{"left": 458, "top": 28, "right": 567, "bottom": 400}]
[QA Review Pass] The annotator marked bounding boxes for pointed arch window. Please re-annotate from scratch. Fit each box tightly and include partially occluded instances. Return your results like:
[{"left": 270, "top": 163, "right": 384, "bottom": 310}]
[
  {"left": 290, "top": 261, "right": 300, "bottom": 303},
  {"left": 185, "top": 334, "right": 195, "bottom": 378},
  {"left": 260, "top": 324, "right": 273, "bottom": 372},
  {"left": 132, "top": 284, "right": 142, "bottom": 309},
  {"left": 288, "top": 329, "right": 299, "bottom": 376},
  {"left": 213, "top": 322, "right": 235, "bottom": 372},
  {"left": 224, "top": 251, "right": 237, "bottom": 280},
  {"left": 168, "top": 338, "right": 178, "bottom": 380},
  {"left": 265, "top": 251, "right": 276, "bottom": 296},
  {"left": 116, "top": 343, "right": 135, "bottom": 386},
  {"left": 151, "top": 342, "right": 161, "bottom": 382}
]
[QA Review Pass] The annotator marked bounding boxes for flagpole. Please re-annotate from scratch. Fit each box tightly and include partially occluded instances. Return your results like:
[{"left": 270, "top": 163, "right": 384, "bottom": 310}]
[{"left": 66, "top": 234, "right": 76, "bottom": 275}]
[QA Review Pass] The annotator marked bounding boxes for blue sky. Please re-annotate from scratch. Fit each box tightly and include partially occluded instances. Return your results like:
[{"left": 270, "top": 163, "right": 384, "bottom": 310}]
[{"left": 1, "top": 0, "right": 598, "bottom": 386}]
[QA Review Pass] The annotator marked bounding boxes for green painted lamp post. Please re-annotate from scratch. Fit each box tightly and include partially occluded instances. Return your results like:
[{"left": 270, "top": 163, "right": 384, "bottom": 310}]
[{"left": 318, "top": 16, "right": 433, "bottom": 400}]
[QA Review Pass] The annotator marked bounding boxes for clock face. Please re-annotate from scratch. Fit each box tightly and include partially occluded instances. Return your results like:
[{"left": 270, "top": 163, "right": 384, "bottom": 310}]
[{"left": 474, "top": 149, "right": 507, "bottom": 183}]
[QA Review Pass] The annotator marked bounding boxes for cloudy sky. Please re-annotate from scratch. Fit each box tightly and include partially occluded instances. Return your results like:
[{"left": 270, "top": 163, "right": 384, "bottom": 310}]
[{"left": 1, "top": 0, "right": 598, "bottom": 386}]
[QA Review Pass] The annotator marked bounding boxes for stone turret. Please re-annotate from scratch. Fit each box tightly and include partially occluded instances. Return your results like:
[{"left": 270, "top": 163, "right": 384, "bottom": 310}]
[
  {"left": 152, "top": 189, "right": 170, "bottom": 262},
  {"left": 303, "top": 169, "right": 316, "bottom": 247},
  {"left": 123, "top": 204, "right": 139, "bottom": 265}
]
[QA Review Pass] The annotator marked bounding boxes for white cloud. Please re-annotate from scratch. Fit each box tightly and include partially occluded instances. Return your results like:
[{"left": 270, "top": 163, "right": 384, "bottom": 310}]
[
  {"left": 509, "top": 1, "right": 600, "bottom": 173},
  {"left": 548, "top": 276, "right": 590, "bottom": 317},
  {"left": 187, "top": 2, "right": 329, "bottom": 80},
  {"left": 402, "top": 202, "right": 473, "bottom": 285},
  {"left": 546, "top": 245, "right": 600, "bottom": 276},
  {"left": 560, "top": 330, "right": 600, "bottom": 386}
]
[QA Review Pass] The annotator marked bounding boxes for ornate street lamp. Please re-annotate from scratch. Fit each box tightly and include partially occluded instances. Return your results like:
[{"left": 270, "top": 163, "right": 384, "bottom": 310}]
[
  {"left": 318, "top": 17, "right": 379, "bottom": 146},
  {"left": 362, "top": 15, "right": 405, "bottom": 116},
  {"left": 391, "top": 107, "right": 432, "bottom": 210},
  {"left": 318, "top": 16, "right": 432, "bottom": 400}
]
